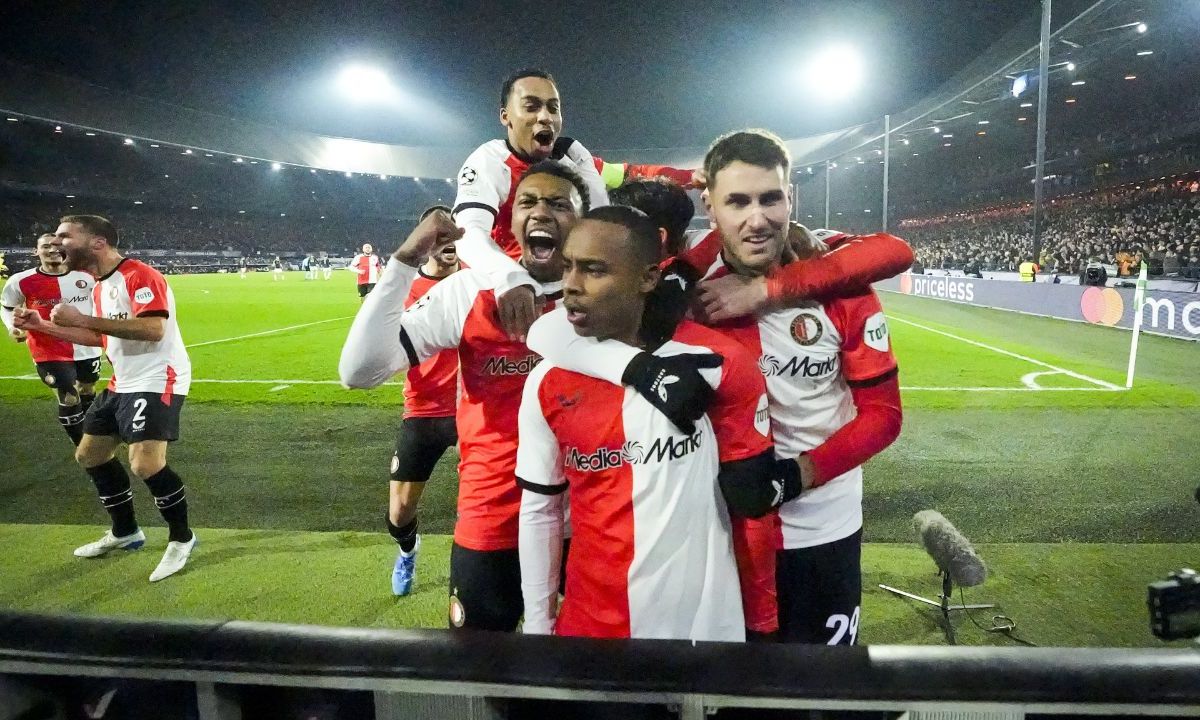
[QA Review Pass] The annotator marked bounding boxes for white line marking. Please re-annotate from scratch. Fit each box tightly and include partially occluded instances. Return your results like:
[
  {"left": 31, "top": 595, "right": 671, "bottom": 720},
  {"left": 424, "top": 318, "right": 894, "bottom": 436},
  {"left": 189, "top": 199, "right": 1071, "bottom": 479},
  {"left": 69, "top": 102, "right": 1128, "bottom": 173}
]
[
  {"left": 887, "top": 314, "right": 1124, "bottom": 391},
  {"left": 0, "top": 375, "right": 1110, "bottom": 392},
  {"left": 1020, "top": 370, "right": 1064, "bottom": 390},
  {"left": 185, "top": 315, "right": 354, "bottom": 349},
  {"left": 268, "top": 384, "right": 291, "bottom": 392}
]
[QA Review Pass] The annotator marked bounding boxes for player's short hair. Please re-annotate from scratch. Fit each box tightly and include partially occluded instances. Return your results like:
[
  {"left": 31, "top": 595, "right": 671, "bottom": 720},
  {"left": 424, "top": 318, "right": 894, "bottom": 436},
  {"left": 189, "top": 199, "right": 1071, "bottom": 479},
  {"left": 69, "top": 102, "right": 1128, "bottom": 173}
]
[
  {"left": 583, "top": 205, "right": 661, "bottom": 267},
  {"left": 703, "top": 129, "right": 791, "bottom": 189},
  {"left": 419, "top": 204, "right": 452, "bottom": 221},
  {"left": 36, "top": 232, "right": 56, "bottom": 245},
  {"left": 609, "top": 179, "right": 694, "bottom": 257},
  {"left": 520, "top": 160, "right": 591, "bottom": 212},
  {"left": 59, "top": 215, "right": 119, "bottom": 247},
  {"left": 501, "top": 69, "right": 556, "bottom": 108}
]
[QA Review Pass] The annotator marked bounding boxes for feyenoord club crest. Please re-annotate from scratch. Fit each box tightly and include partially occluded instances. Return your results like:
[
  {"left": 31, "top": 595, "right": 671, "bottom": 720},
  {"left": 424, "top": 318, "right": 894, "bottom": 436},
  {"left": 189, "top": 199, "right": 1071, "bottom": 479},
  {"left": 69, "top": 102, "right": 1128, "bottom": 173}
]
[
  {"left": 75, "top": 279, "right": 88, "bottom": 289},
  {"left": 790, "top": 313, "right": 823, "bottom": 346}
]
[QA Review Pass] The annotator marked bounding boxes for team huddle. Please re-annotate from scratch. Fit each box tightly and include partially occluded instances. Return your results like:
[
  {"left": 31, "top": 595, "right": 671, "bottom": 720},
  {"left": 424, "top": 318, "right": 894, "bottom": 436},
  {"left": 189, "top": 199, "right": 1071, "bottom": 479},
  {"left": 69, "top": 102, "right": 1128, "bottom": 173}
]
[{"left": 2, "top": 67, "right": 913, "bottom": 644}]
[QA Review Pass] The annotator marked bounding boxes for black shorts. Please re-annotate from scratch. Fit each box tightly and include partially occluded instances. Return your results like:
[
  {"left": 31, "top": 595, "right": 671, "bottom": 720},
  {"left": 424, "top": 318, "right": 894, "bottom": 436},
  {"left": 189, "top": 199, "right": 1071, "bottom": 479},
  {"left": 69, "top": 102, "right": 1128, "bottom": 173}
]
[
  {"left": 390, "top": 416, "right": 457, "bottom": 482},
  {"left": 448, "top": 543, "right": 523, "bottom": 632},
  {"left": 36, "top": 358, "right": 103, "bottom": 392},
  {"left": 82, "top": 390, "right": 186, "bottom": 444},
  {"left": 357, "top": 283, "right": 376, "bottom": 297},
  {"left": 776, "top": 528, "right": 863, "bottom": 645}
]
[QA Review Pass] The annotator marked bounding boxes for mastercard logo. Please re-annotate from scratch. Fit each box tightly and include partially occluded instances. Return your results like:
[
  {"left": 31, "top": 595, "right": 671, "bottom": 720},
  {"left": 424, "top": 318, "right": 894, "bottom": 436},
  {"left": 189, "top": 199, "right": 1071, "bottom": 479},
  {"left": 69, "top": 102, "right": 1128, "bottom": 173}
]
[
  {"left": 900, "top": 273, "right": 913, "bottom": 294},
  {"left": 1080, "top": 287, "right": 1124, "bottom": 326}
]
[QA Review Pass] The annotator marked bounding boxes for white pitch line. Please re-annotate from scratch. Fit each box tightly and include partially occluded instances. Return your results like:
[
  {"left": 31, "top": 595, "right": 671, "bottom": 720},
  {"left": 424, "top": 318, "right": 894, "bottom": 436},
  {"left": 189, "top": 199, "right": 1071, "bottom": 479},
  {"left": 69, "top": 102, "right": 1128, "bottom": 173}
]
[
  {"left": 0, "top": 376, "right": 400, "bottom": 386},
  {"left": 185, "top": 315, "right": 354, "bottom": 349},
  {"left": 887, "top": 313, "right": 1125, "bottom": 391},
  {"left": 901, "top": 386, "right": 1120, "bottom": 392}
]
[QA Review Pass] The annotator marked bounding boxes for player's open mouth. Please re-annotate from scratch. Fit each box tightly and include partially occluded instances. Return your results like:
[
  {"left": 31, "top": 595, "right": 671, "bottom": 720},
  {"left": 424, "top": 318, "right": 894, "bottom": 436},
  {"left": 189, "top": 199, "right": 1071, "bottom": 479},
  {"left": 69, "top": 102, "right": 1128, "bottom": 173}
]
[
  {"left": 526, "top": 229, "right": 558, "bottom": 261},
  {"left": 439, "top": 245, "right": 456, "bottom": 258},
  {"left": 532, "top": 129, "right": 555, "bottom": 152},
  {"left": 564, "top": 304, "right": 588, "bottom": 326},
  {"left": 742, "top": 234, "right": 774, "bottom": 251}
]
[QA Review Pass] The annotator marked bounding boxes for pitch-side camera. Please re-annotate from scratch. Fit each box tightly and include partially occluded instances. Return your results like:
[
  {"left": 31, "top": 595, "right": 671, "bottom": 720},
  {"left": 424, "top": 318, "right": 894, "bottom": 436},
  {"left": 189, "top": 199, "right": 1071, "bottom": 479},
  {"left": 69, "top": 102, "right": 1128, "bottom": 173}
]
[{"left": 1149, "top": 568, "right": 1200, "bottom": 640}]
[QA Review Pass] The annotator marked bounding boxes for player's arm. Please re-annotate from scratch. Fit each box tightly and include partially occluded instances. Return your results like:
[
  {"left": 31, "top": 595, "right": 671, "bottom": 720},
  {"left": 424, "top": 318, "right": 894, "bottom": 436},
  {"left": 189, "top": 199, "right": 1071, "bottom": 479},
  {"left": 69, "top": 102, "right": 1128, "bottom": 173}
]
[
  {"left": 799, "top": 293, "right": 902, "bottom": 489},
  {"left": 697, "top": 228, "right": 915, "bottom": 322},
  {"left": 13, "top": 306, "right": 103, "bottom": 346},
  {"left": 526, "top": 307, "right": 722, "bottom": 434},
  {"left": 340, "top": 212, "right": 467, "bottom": 388},
  {"left": 59, "top": 311, "right": 163, "bottom": 342},
  {"left": 452, "top": 146, "right": 532, "bottom": 294},
  {"left": 560, "top": 138, "right": 609, "bottom": 210},
  {"left": 516, "top": 365, "right": 567, "bottom": 635},
  {"left": 1, "top": 277, "right": 24, "bottom": 338}
]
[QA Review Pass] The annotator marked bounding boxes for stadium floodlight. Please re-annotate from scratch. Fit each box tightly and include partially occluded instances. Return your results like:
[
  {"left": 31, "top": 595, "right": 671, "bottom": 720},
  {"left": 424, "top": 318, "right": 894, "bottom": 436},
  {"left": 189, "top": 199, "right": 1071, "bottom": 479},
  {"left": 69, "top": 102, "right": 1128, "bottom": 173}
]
[
  {"left": 150, "top": 143, "right": 160, "bottom": 148},
  {"left": 932, "top": 126, "right": 940, "bottom": 133},
  {"left": 1072, "top": 80, "right": 1086, "bottom": 85},
  {"left": 190, "top": 206, "right": 198, "bottom": 210},
  {"left": 184, "top": 149, "right": 193, "bottom": 155},
  {"left": 133, "top": 201, "right": 143, "bottom": 205},
  {"left": 1010, "top": 74, "right": 1028, "bottom": 98},
  {"left": 272, "top": 162, "right": 283, "bottom": 171},
  {"left": 977, "top": 120, "right": 989, "bottom": 125},
  {"left": 802, "top": 44, "right": 864, "bottom": 102},
  {"left": 337, "top": 64, "right": 399, "bottom": 104},
  {"left": 1020, "top": 102, "right": 1033, "bottom": 108},
  {"left": 124, "top": 138, "right": 134, "bottom": 145},
  {"left": 310, "top": 168, "right": 317, "bottom": 174},
  {"left": 235, "top": 157, "right": 244, "bottom": 163},
  {"left": 85, "top": 132, "right": 96, "bottom": 136},
  {"left": 1136, "top": 22, "right": 1147, "bottom": 33},
  {"left": 1137, "top": 50, "right": 1154, "bottom": 56},
  {"left": 344, "top": 171, "right": 353, "bottom": 178},
  {"left": 1066, "top": 62, "right": 1076, "bottom": 71}
]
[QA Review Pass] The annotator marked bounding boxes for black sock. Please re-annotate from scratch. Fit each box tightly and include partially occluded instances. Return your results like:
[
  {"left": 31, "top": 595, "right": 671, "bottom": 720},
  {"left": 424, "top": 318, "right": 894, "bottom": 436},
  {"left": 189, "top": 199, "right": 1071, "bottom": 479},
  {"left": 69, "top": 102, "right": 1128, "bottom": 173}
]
[
  {"left": 144, "top": 465, "right": 192, "bottom": 543},
  {"left": 80, "top": 392, "right": 95, "bottom": 414},
  {"left": 57, "top": 402, "right": 85, "bottom": 446},
  {"left": 387, "top": 516, "right": 418, "bottom": 552},
  {"left": 85, "top": 459, "right": 137, "bottom": 537}
]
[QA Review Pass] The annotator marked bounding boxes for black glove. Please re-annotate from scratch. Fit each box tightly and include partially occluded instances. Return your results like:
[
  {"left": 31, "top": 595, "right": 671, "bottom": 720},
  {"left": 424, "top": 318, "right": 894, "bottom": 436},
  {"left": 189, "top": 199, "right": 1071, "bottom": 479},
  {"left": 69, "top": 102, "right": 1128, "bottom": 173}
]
[{"left": 622, "top": 351, "right": 723, "bottom": 435}]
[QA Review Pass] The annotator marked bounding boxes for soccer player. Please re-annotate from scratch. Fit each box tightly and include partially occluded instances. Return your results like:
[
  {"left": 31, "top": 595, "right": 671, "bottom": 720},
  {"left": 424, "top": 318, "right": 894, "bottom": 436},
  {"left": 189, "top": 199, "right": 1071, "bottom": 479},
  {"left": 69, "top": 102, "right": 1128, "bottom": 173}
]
[
  {"left": 319, "top": 254, "right": 332, "bottom": 280},
  {"left": 341, "top": 161, "right": 591, "bottom": 631},
  {"left": 302, "top": 254, "right": 315, "bottom": 281},
  {"left": 452, "top": 68, "right": 608, "bottom": 341},
  {"left": 517, "top": 206, "right": 790, "bottom": 641},
  {"left": 271, "top": 255, "right": 284, "bottom": 281},
  {"left": 13, "top": 215, "right": 197, "bottom": 582},
  {"left": 527, "top": 130, "right": 905, "bottom": 644},
  {"left": 349, "top": 243, "right": 383, "bottom": 300},
  {"left": 1, "top": 233, "right": 103, "bottom": 446},
  {"left": 387, "top": 205, "right": 462, "bottom": 596},
  {"left": 238, "top": 256, "right": 249, "bottom": 279}
]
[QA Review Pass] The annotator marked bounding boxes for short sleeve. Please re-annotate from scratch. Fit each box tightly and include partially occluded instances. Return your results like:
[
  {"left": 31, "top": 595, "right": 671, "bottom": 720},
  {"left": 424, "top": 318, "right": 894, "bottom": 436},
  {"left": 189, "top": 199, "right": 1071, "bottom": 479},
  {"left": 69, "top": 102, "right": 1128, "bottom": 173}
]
[
  {"left": 1, "top": 276, "right": 24, "bottom": 309},
  {"left": 515, "top": 363, "right": 567, "bottom": 494},
  {"left": 128, "top": 266, "right": 170, "bottom": 318},
  {"left": 829, "top": 291, "right": 898, "bottom": 385},
  {"left": 453, "top": 144, "right": 507, "bottom": 217}
]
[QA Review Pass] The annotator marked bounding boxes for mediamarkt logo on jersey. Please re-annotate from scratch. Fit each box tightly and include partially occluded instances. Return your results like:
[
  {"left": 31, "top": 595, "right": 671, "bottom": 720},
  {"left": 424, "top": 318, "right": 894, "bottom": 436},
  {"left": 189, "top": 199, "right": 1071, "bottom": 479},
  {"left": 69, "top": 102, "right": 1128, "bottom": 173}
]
[
  {"left": 758, "top": 353, "right": 839, "bottom": 379},
  {"left": 564, "top": 432, "right": 704, "bottom": 472},
  {"left": 482, "top": 354, "right": 541, "bottom": 376}
]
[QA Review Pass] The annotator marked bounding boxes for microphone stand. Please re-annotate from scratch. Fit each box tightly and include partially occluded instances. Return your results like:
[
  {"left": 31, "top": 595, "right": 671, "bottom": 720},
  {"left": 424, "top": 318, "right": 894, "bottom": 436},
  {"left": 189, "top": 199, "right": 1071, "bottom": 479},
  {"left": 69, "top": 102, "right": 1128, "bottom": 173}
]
[{"left": 879, "top": 572, "right": 995, "bottom": 645}]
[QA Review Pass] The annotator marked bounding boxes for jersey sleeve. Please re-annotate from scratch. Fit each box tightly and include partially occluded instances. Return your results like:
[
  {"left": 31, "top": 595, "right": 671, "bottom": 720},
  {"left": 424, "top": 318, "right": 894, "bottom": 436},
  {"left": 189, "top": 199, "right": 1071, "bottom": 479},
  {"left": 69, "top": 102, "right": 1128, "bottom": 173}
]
[
  {"left": 525, "top": 306, "right": 640, "bottom": 386},
  {"left": 127, "top": 266, "right": 171, "bottom": 318},
  {"left": 453, "top": 145, "right": 527, "bottom": 291},
  {"left": 1, "top": 275, "right": 24, "bottom": 310},
  {"left": 515, "top": 363, "right": 566, "bottom": 493},
  {"left": 829, "top": 290, "right": 898, "bottom": 385},
  {"left": 765, "top": 231, "right": 914, "bottom": 305},
  {"left": 338, "top": 262, "right": 477, "bottom": 388},
  {"left": 561, "top": 139, "right": 609, "bottom": 209},
  {"left": 704, "top": 336, "right": 773, "bottom": 463}
]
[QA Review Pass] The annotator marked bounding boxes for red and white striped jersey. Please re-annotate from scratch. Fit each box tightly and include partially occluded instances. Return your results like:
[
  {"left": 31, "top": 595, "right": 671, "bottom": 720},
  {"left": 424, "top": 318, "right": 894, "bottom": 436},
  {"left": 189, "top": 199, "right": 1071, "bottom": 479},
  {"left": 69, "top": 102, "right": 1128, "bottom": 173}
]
[
  {"left": 2, "top": 268, "right": 101, "bottom": 363},
  {"left": 691, "top": 256, "right": 896, "bottom": 548},
  {"left": 94, "top": 259, "right": 191, "bottom": 397},
  {"left": 517, "top": 321, "right": 772, "bottom": 641},
  {"left": 395, "top": 266, "right": 561, "bottom": 551},
  {"left": 350, "top": 253, "right": 383, "bottom": 285},
  {"left": 401, "top": 270, "right": 459, "bottom": 419}
]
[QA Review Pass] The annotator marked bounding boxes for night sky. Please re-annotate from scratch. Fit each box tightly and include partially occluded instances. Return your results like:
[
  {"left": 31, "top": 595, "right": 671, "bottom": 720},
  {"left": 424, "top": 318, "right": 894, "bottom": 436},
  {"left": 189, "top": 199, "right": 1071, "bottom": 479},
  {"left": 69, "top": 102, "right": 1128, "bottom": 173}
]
[{"left": 1, "top": 0, "right": 1097, "bottom": 151}]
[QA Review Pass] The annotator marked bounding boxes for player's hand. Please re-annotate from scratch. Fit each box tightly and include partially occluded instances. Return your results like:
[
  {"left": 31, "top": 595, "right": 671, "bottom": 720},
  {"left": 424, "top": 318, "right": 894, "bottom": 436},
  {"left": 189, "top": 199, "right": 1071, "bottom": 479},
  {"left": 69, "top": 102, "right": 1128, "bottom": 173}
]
[
  {"left": 9, "top": 326, "right": 26, "bottom": 342},
  {"left": 50, "top": 303, "right": 84, "bottom": 328},
  {"left": 498, "top": 285, "right": 540, "bottom": 342},
  {"left": 622, "top": 351, "right": 724, "bottom": 435},
  {"left": 393, "top": 209, "right": 464, "bottom": 268},
  {"left": 696, "top": 274, "right": 770, "bottom": 322},
  {"left": 12, "top": 307, "right": 46, "bottom": 332}
]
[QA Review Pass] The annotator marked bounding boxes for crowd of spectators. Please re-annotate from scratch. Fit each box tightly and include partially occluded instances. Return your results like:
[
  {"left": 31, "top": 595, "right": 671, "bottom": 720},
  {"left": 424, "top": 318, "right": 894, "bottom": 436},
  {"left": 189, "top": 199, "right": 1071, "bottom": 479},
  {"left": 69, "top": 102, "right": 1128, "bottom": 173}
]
[{"left": 901, "top": 175, "right": 1200, "bottom": 279}]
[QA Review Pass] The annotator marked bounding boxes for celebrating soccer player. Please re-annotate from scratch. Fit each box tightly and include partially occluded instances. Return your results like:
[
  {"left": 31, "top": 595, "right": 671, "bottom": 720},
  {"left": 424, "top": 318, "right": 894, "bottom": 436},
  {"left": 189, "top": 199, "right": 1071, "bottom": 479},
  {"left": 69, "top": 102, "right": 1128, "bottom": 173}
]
[
  {"left": 349, "top": 243, "right": 383, "bottom": 300},
  {"left": 452, "top": 69, "right": 609, "bottom": 341},
  {"left": 385, "top": 205, "right": 462, "bottom": 596},
  {"left": 517, "top": 206, "right": 790, "bottom": 641},
  {"left": 14, "top": 215, "right": 197, "bottom": 582},
  {"left": 340, "top": 162, "right": 588, "bottom": 631},
  {"left": 527, "top": 130, "right": 906, "bottom": 644},
  {"left": 1, "top": 233, "right": 103, "bottom": 446}
]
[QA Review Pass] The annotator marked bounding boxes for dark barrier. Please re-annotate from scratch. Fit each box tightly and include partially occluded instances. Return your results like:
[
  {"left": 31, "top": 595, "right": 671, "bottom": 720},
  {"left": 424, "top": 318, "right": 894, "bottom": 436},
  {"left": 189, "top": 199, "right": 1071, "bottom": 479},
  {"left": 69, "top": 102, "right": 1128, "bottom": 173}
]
[
  {"left": 878, "top": 272, "right": 1200, "bottom": 341},
  {"left": 1, "top": 611, "right": 1199, "bottom": 719}
]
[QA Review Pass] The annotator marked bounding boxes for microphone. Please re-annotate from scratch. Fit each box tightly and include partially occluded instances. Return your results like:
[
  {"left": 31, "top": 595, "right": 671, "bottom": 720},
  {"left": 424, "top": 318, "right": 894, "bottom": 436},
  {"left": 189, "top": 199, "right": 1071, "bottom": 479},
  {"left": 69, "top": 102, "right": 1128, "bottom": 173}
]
[{"left": 913, "top": 510, "right": 987, "bottom": 588}]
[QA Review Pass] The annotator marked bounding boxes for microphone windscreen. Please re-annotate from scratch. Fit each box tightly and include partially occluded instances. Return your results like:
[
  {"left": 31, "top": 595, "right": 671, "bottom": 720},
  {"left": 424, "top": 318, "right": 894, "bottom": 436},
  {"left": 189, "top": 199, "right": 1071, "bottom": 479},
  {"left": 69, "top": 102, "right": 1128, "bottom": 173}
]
[{"left": 913, "top": 510, "right": 987, "bottom": 587}]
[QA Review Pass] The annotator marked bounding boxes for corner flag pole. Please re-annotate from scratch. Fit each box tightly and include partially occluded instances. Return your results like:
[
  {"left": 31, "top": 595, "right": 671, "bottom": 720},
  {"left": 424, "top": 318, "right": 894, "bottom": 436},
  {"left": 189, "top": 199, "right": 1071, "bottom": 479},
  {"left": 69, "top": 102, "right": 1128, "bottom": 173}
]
[{"left": 1125, "top": 262, "right": 1148, "bottom": 389}]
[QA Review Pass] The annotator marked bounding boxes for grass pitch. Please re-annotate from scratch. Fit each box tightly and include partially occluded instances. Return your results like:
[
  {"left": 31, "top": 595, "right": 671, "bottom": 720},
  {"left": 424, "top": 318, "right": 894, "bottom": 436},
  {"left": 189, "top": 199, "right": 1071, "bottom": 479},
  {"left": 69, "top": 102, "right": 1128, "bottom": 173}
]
[{"left": 1, "top": 270, "right": 1197, "bottom": 646}]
